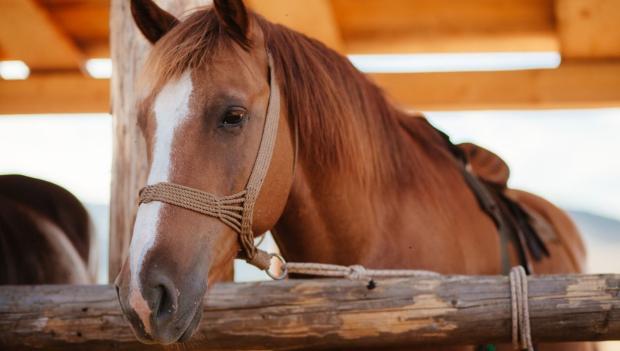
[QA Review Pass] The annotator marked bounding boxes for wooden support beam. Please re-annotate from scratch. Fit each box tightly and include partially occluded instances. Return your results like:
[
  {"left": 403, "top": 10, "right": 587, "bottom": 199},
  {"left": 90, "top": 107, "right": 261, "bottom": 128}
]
[
  {"left": 370, "top": 60, "right": 620, "bottom": 110},
  {"left": 0, "top": 73, "right": 108, "bottom": 114},
  {"left": 555, "top": 0, "right": 620, "bottom": 59},
  {"left": 1, "top": 274, "right": 619, "bottom": 350},
  {"left": 332, "top": 0, "right": 559, "bottom": 54},
  {"left": 0, "top": 0, "right": 84, "bottom": 70},
  {"left": 246, "top": 0, "right": 343, "bottom": 51}
]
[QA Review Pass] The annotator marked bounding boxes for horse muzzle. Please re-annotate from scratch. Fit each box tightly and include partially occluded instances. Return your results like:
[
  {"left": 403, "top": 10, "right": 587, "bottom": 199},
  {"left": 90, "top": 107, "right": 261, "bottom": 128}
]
[{"left": 115, "top": 264, "right": 206, "bottom": 344}]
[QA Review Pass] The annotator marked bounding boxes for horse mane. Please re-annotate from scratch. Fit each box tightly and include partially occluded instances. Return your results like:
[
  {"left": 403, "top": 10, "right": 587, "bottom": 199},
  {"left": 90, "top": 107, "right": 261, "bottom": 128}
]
[{"left": 144, "top": 8, "right": 452, "bottom": 189}]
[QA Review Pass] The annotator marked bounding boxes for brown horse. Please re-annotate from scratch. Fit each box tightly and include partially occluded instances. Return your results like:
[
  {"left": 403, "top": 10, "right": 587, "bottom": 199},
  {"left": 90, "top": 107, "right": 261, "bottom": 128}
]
[
  {"left": 0, "top": 174, "right": 96, "bottom": 284},
  {"left": 116, "top": 1, "right": 590, "bottom": 349}
]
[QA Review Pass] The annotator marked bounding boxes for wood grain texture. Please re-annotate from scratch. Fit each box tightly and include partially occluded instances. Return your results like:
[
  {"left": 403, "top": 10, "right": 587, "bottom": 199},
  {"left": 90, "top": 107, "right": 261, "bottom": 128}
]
[{"left": 1, "top": 274, "right": 618, "bottom": 350}]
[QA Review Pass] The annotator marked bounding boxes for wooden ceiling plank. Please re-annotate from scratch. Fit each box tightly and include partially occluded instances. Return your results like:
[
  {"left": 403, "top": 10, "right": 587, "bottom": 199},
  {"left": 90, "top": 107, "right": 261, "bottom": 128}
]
[
  {"left": 333, "top": 0, "right": 559, "bottom": 54},
  {"left": 371, "top": 59, "right": 620, "bottom": 110},
  {"left": 42, "top": 1, "right": 110, "bottom": 49},
  {"left": 2, "top": 59, "right": 619, "bottom": 114},
  {"left": 0, "top": 73, "right": 108, "bottom": 114},
  {"left": 334, "top": 1, "right": 554, "bottom": 42},
  {"left": 0, "top": 0, "right": 84, "bottom": 70},
  {"left": 346, "top": 32, "right": 560, "bottom": 54},
  {"left": 246, "top": 0, "right": 344, "bottom": 51},
  {"left": 555, "top": 0, "right": 620, "bottom": 58}
]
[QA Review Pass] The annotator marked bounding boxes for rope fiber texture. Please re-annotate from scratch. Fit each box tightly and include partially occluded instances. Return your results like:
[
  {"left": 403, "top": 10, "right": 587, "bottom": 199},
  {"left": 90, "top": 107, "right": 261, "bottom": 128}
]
[
  {"left": 138, "top": 54, "right": 281, "bottom": 271},
  {"left": 285, "top": 262, "right": 438, "bottom": 281},
  {"left": 510, "top": 266, "right": 533, "bottom": 350}
]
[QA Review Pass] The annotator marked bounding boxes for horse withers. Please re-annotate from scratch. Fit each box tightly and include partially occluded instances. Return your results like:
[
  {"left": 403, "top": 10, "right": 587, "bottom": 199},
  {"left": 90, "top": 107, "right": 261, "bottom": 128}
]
[{"left": 116, "top": 1, "right": 590, "bottom": 350}]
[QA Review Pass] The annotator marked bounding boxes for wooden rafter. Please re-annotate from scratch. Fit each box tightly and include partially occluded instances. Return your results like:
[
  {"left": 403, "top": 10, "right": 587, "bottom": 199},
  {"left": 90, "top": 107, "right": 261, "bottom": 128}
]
[
  {"left": 371, "top": 59, "right": 620, "bottom": 110},
  {"left": 246, "top": 0, "right": 344, "bottom": 51},
  {"left": 332, "top": 0, "right": 559, "bottom": 54},
  {"left": 0, "top": 0, "right": 84, "bottom": 71},
  {"left": 2, "top": 59, "right": 619, "bottom": 114},
  {"left": 555, "top": 0, "right": 620, "bottom": 58},
  {"left": 0, "top": 74, "right": 108, "bottom": 114}
]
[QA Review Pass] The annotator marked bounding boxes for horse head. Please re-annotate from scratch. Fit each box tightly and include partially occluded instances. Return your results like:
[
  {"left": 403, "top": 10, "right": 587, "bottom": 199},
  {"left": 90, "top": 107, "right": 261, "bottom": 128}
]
[{"left": 115, "top": 0, "right": 295, "bottom": 343}]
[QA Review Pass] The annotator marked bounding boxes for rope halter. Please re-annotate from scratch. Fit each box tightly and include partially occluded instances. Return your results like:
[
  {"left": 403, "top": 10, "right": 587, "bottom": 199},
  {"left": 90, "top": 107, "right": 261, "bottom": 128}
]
[{"left": 139, "top": 53, "right": 281, "bottom": 271}]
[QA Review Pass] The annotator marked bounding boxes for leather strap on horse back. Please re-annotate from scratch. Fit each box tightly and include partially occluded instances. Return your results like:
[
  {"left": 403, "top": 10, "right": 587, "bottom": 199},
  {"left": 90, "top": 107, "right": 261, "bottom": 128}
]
[
  {"left": 139, "top": 53, "right": 281, "bottom": 271},
  {"left": 433, "top": 127, "right": 549, "bottom": 274}
]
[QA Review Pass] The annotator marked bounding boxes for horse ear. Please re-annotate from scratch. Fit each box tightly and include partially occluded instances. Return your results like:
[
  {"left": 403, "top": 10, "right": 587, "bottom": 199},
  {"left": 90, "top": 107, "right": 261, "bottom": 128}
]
[
  {"left": 212, "top": 0, "right": 250, "bottom": 46},
  {"left": 130, "top": 0, "right": 179, "bottom": 44}
]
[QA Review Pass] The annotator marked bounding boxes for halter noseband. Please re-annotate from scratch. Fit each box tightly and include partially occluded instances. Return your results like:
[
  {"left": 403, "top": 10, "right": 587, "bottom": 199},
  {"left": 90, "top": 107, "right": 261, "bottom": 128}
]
[{"left": 139, "top": 53, "right": 281, "bottom": 271}]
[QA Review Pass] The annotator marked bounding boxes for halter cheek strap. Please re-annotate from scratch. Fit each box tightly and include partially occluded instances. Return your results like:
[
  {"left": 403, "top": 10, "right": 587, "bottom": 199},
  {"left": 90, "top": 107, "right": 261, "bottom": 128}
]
[{"left": 139, "top": 53, "right": 281, "bottom": 271}]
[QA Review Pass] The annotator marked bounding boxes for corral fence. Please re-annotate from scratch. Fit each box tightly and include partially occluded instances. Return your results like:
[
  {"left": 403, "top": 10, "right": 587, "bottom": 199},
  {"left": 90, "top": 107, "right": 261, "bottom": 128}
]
[{"left": 0, "top": 273, "right": 618, "bottom": 350}]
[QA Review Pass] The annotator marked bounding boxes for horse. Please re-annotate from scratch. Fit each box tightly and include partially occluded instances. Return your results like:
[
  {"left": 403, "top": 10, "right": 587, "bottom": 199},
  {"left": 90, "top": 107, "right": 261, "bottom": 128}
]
[
  {"left": 116, "top": 1, "right": 590, "bottom": 350},
  {"left": 0, "top": 174, "right": 96, "bottom": 284}
]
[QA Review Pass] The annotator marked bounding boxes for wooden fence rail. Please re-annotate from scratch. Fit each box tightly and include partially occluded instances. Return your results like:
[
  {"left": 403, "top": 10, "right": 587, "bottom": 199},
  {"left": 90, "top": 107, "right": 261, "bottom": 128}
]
[{"left": 0, "top": 274, "right": 619, "bottom": 350}]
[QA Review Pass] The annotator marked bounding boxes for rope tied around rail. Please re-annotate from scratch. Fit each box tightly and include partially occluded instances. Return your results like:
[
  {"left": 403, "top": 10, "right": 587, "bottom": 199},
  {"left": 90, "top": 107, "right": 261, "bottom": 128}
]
[{"left": 510, "top": 266, "right": 533, "bottom": 351}]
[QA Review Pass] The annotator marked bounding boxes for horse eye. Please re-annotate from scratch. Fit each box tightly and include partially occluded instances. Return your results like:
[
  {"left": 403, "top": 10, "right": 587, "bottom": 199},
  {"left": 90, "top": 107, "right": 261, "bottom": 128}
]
[{"left": 221, "top": 108, "right": 247, "bottom": 127}]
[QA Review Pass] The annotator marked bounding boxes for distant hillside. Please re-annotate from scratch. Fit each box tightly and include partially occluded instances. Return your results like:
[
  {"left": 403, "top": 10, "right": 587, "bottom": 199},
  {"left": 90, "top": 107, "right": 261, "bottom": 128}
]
[
  {"left": 569, "top": 210, "right": 620, "bottom": 244},
  {"left": 569, "top": 210, "right": 620, "bottom": 273}
]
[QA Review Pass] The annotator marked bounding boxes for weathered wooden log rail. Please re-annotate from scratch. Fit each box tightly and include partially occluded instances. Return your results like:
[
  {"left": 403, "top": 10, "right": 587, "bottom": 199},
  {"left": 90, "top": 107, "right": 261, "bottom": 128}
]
[{"left": 0, "top": 274, "right": 619, "bottom": 350}]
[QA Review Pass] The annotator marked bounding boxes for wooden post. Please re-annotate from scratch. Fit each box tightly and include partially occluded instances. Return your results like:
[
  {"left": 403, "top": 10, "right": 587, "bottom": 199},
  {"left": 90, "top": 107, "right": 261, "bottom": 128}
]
[
  {"left": 1, "top": 274, "right": 619, "bottom": 350},
  {"left": 108, "top": 0, "right": 207, "bottom": 282}
]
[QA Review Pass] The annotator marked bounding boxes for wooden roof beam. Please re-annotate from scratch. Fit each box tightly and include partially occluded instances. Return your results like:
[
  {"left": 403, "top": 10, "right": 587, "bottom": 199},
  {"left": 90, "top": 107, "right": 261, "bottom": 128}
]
[
  {"left": 0, "top": 73, "right": 108, "bottom": 114},
  {"left": 2, "top": 59, "right": 619, "bottom": 115},
  {"left": 0, "top": 0, "right": 84, "bottom": 71},
  {"left": 332, "top": 0, "right": 559, "bottom": 54},
  {"left": 246, "top": 0, "right": 344, "bottom": 52},
  {"left": 371, "top": 59, "right": 620, "bottom": 110},
  {"left": 555, "top": 0, "right": 620, "bottom": 58}
]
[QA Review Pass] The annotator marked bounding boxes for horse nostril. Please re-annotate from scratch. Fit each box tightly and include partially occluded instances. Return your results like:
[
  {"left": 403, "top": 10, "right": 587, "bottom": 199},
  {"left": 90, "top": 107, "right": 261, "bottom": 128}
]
[{"left": 151, "top": 279, "right": 177, "bottom": 322}]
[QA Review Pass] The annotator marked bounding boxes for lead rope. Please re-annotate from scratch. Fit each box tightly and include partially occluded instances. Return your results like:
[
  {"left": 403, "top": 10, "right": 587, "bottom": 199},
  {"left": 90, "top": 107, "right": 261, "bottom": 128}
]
[{"left": 276, "top": 261, "right": 532, "bottom": 350}]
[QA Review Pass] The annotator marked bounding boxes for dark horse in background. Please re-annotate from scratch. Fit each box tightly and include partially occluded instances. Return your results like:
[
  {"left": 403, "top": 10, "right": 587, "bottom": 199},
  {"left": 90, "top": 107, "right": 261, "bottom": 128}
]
[{"left": 0, "top": 174, "right": 96, "bottom": 284}]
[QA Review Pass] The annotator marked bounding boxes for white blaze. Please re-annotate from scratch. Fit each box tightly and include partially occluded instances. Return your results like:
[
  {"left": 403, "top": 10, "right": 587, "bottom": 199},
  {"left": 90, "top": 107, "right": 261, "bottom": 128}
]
[{"left": 128, "top": 71, "right": 193, "bottom": 327}]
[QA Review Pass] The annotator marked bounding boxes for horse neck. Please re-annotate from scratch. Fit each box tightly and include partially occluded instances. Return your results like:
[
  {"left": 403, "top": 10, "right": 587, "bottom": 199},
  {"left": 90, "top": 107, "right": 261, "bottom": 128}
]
[{"left": 272, "top": 110, "right": 495, "bottom": 271}]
